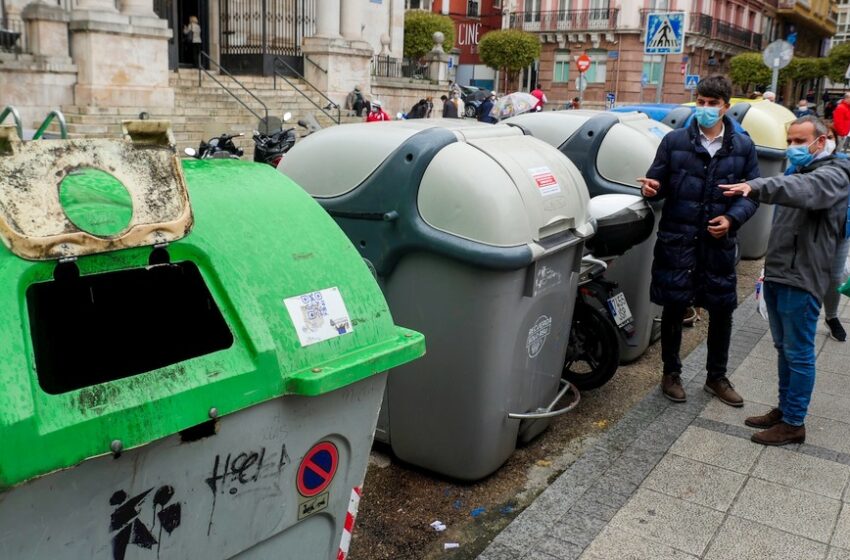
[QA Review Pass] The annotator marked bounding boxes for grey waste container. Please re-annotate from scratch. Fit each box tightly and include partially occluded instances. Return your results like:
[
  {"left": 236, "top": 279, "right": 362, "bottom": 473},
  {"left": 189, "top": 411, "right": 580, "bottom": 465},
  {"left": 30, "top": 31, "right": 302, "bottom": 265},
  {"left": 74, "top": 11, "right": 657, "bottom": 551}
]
[
  {"left": 506, "top": 110, "right": 671, "bottom": 363},
  {"left": 727, "top": 100, "right": 796, "bottom": 259},
  {"left": 280, "top": 120, "right": 596, "bottom": 481}
]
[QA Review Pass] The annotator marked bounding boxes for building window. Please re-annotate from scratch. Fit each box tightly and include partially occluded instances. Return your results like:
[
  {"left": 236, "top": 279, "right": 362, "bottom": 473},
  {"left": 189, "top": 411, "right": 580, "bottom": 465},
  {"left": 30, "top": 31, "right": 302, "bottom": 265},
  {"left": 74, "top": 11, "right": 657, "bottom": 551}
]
[
  {"left": 467, "top": 0, "right": 479, "bottom": 16},
  {"left": 554, "top": 50, "right": 570, "bottom": 83},
  {"left": 643, "top": 55, "right": 663, "bottom": 85},
  {"left": 649, "top": 0, "right": 670, "bottom": 10},
  {"left": 405, "top": 0, "right": 433, "bottom": 9},
  {"left": 586, "top": 49, "right": 607, "bottom": 83}
]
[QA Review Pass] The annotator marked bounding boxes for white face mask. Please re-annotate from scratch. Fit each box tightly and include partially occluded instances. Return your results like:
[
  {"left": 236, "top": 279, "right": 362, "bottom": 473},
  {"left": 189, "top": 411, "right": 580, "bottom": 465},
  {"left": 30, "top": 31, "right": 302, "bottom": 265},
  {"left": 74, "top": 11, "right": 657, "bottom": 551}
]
[{"left": 826, "top": 139, "right": 837, "bottom": 155}]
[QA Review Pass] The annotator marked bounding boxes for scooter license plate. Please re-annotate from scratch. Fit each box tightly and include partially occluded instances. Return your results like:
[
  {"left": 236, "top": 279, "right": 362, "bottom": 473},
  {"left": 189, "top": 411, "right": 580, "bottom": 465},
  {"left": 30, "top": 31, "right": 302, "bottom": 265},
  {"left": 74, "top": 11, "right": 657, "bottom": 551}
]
[{"left": 607, "top": 292, "right": 633, "bottom": 327}]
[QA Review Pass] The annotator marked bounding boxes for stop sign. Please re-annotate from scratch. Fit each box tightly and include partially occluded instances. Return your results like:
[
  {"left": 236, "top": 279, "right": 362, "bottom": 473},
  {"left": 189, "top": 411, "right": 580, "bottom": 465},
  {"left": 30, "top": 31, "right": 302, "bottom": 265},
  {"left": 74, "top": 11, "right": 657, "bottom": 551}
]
[{"left": 577, "top": 54, "right": 591, "bottom": 73}]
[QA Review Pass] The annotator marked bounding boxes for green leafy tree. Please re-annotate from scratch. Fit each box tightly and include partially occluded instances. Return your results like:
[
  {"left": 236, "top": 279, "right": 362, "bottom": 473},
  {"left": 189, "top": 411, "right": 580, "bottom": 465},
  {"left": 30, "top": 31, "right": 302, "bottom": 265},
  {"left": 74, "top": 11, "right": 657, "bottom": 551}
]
[
  {"left": 826, "top": 42, "right": 850, "bottom": 84},
  {"left": 729, "top": 52, "right": 771, "bottom": 92},
  {"left": 478, "top": 29, "right": 541, "bottom": 77},
  {"left": 403, "top": 11, "right": 455, "bottom": 60}
]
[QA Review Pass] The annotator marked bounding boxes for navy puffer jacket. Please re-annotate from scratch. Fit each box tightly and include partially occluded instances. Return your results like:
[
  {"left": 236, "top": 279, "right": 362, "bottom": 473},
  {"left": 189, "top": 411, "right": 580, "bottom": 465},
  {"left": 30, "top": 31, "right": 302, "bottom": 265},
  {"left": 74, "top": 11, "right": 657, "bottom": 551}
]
[{"left": 645, "top": 115, "right": 760, "bottom": 311}]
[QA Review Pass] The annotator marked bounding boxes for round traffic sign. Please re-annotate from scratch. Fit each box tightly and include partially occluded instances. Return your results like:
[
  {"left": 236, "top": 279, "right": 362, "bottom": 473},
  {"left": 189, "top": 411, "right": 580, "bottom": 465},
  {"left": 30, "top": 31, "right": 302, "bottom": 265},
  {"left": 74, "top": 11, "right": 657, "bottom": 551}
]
[
  {"left": 577, "top": 54, "right": 591, "bottom": 73},
  {"left": 297, "top": 441, "right": 339, "bottom": 497},
  {"left": 762, "top": 40, "right": 794, "bottom": 70}
]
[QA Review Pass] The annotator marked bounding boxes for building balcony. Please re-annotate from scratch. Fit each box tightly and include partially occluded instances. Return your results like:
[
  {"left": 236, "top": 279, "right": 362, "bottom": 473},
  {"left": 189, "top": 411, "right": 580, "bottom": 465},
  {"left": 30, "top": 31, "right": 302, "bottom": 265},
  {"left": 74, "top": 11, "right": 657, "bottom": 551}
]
[
  {"left": 777, "top": 0, "right": 837, "bottom": 37},
  {"left": 638, "top": 10, "right": 763, "bottom": 51},
  {"left": 507, "top": 8, "right": 619, "bottom": 33}
]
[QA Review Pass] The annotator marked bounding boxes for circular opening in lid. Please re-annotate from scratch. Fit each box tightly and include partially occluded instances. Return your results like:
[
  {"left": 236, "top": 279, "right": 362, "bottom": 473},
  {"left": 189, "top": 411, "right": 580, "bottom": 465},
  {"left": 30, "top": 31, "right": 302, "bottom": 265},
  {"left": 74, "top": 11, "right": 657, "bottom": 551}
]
[{"left": 59, "top": 168, "right": 133, "bottom": 237}]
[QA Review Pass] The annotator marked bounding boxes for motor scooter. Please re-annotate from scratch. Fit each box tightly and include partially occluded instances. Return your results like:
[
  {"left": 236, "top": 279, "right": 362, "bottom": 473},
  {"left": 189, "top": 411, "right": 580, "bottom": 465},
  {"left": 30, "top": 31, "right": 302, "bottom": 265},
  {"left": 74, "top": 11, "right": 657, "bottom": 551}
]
[
  {"left": 253, "top": 112, "right": 297, "bottom": 168},
  {"left": 184, "top": 132, "right": 244, "bottom": 159}
]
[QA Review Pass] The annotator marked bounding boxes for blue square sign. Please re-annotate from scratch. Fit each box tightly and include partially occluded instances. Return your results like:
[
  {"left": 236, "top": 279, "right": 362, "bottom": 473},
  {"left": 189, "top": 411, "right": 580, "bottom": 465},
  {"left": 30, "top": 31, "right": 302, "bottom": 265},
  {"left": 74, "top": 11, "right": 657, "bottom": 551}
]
[
  {"left": 645, "top": 12, "right": 686, "bottom": 55},
  {"left": 685, "top": 74, "right": 700, "bottom": 90}
]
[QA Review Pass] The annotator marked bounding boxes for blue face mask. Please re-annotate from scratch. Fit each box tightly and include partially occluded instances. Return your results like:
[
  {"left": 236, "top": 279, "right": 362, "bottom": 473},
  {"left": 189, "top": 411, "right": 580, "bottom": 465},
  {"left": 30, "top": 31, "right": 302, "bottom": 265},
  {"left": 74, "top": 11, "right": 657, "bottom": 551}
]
[
  {"left": 786, "top": 140, "right": 816, "bottom": 168},
  {"left": 695, "top": 106, "right": 721, "bottom": 128}
]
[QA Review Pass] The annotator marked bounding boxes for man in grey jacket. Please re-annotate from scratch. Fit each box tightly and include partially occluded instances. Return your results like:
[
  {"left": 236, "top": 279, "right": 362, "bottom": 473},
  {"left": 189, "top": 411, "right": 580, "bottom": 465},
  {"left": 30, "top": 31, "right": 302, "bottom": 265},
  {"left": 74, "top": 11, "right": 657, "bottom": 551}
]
[{"left": 720, "top": 115, "right": 850, "bottom": 446}]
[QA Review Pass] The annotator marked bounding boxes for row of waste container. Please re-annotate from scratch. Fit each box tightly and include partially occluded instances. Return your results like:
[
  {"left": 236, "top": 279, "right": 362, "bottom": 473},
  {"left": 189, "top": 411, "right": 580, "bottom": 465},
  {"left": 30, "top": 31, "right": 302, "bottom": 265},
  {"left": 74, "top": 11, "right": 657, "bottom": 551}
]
[{"left": 0, "top": 98, "right": 796, "bottom": 560}]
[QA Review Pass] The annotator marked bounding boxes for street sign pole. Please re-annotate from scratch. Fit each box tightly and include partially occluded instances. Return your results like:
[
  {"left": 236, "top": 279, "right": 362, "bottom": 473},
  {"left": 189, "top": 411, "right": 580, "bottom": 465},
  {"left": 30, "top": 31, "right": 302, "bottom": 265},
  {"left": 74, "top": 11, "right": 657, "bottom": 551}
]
[
  {"left": 656, "top": 55, "right": 666, "bottom": 104},
  {"left": 770, "top": 67, "right": 779, "bottom": 98}
]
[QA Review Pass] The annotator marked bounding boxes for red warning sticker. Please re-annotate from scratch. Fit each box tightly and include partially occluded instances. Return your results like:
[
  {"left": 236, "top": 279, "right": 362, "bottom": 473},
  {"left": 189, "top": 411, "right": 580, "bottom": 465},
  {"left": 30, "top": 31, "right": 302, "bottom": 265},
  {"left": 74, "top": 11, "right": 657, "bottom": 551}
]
[
  {"left": 297, "top": 441, "right": 339, "bottom": 497},
  {"left": 530, "top": 166, "right": 562, "bottom": 196}
]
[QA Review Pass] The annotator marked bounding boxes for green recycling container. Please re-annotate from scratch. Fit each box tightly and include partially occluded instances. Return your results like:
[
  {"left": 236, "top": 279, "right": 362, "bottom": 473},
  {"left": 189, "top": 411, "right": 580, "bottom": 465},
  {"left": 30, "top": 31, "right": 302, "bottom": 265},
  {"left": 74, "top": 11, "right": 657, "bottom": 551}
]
[{"left": 0, "top": 122, "right": 423, "bottom": 560}]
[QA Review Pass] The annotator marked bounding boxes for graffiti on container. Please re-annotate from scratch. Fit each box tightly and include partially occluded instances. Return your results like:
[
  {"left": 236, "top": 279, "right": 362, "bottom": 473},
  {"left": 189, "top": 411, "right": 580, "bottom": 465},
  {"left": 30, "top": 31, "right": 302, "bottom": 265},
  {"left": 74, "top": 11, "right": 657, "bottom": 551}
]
[
  {"left": 205, "top": 444, "right": 290, "bottom": 534},
  {"left": 109, "top": 485, "right": 181, "bottom": 560}
]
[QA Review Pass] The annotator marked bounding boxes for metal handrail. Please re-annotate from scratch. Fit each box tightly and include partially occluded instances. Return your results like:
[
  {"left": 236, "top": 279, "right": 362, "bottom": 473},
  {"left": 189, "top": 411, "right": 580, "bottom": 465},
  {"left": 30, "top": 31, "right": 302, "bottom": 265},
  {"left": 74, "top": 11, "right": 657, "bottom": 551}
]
[
  {"left": 32, "top": 109, "right": 67, "bottom": 140},
  {"left": 0, "top": 105, "right": 23, "bottom": 139},
  {"left": 304, "top": 55, "right": 327, "bottom": 75},
  {"left": 272, "top": 56, "right": 340, "bottom": 125},
  {"left": 198, "top": 51, "right": 269, "bottom": 124}
]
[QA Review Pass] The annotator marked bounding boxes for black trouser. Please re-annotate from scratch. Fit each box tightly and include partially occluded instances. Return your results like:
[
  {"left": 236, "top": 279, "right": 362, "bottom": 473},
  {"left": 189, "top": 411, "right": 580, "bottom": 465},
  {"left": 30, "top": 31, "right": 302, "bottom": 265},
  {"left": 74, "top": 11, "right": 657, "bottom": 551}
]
[{"left": 661, "top": 304, "right": 733, "bottom": 380}]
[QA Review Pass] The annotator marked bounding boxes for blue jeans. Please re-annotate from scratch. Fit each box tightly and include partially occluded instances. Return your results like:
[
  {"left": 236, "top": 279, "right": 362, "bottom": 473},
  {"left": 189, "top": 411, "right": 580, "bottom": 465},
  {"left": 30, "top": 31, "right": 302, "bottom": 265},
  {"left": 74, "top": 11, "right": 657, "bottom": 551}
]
[{"left": 763, "top": 281, "right": 821, "bottom": 426}]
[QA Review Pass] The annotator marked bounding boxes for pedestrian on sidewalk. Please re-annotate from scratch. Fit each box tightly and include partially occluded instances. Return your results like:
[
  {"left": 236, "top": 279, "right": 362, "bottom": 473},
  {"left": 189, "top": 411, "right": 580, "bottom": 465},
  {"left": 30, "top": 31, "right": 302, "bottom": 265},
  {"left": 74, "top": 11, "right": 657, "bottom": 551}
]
[
  {"left": 638, "top": 75, "right": 760, "bottom": 408},
  {"left": 366, "top": 100, "right": 391, "bottom": 122},
  {"left": 720, "top": 115, "right": 850, "bottom": 446},
  {"left": 782, "top": 120, "right": 850, "bottom": 342},
  {"left": 833, "top": 93, "right": 850, "bottom": 152},
  {"left": 441, "top": 94, "right": 459, "bottom": 118},
  {"left": 183, "top": 15, "right": 203, "bottom": 68},
  {"left": 794, "top": 99, "right": 816, "bottom": 118},
  {"left": 531, "top": 83, "right": 547, "bottom": 112}
]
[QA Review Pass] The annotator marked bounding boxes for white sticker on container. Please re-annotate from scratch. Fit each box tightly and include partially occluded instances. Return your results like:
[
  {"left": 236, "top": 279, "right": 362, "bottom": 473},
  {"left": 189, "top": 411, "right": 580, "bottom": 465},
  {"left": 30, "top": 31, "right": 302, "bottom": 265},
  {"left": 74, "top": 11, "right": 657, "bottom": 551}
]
[
  {"left": 529, "top": 166, "right": 562, "bottom": 196},
  {"left": 284, "top": 287, "right": 354, "bottom": 347},
  {"left": 526, "top": 315, "right": 553, "bottom": 358}
]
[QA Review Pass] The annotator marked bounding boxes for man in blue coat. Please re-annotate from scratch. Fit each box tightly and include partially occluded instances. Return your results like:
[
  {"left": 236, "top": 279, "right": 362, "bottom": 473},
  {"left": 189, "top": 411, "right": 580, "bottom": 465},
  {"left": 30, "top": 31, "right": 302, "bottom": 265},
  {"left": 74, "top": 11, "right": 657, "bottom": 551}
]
[{"left": 638, "top": 75, "right": 760, "bottom": 406}]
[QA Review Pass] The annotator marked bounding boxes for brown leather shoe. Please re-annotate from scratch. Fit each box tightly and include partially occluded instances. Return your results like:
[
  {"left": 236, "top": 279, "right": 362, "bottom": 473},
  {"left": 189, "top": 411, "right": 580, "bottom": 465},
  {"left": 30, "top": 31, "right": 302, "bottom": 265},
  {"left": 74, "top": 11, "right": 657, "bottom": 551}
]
[
  {"left": 661, "top": 374, "right": 686, "bottom": 402},
  {"left": 704, "top": 377, "right": 744, "bottom": 408},
  {"left": 751, "top": 422, "right": 806, "bottom": 446},
  {"left": 745, "top": 408, "right": 783, "bottom": 429}
]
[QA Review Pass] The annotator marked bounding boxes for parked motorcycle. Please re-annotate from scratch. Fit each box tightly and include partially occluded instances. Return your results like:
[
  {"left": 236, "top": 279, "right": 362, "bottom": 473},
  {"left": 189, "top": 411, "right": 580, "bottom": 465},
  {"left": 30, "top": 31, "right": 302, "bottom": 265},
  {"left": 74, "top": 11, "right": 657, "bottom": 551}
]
[
  {"left": 184, "top": 132, "right": 244, "bottom": 159},
  {"left": 563, "top": 194, "right": 655, "bottom": 390},
  {"left": 253, "top": 112, "right": 297, "bottom": 168}
]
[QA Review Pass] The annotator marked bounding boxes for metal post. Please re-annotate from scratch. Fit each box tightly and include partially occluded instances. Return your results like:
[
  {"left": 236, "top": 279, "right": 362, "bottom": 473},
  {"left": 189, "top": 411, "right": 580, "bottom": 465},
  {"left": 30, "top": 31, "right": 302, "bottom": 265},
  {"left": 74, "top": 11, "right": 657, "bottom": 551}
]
[
  {"left": 770, "top": 67, "right": 779, "bottom": 99},
  {"left": 655, "top": 54, "right": 666, "bottom": 104},
  {"left": 578, "top": 72, "right": 584, "bottom": 106}
]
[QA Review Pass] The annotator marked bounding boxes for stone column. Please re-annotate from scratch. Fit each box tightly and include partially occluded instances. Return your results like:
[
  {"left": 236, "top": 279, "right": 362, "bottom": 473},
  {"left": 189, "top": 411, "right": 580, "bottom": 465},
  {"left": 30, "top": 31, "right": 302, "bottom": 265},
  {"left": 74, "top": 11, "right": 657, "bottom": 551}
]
[
  {"left": 70, "top": 0, "right": 173, "bottom": 109},
  {"left": 340, "top": 0, "right": 362, "bottom": 40},
  {"left": 424, "top": 32, "right": 450, "bottom": 84},
  {"left": 119, "top": 0, "right": 157, "bottom": 19},
  {"left": 22, "top": 1, "right": 72, "bottom": 59},
  {"left": 315, "top": 0, "right": 341, "bottom": 39}
]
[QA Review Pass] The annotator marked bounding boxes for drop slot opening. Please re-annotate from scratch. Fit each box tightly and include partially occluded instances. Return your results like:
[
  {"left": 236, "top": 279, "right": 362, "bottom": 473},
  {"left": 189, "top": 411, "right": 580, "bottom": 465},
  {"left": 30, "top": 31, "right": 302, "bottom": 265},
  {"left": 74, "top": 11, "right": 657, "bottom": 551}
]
[{"left": 27, "top": 260, "right": 234, "bottom": 394}]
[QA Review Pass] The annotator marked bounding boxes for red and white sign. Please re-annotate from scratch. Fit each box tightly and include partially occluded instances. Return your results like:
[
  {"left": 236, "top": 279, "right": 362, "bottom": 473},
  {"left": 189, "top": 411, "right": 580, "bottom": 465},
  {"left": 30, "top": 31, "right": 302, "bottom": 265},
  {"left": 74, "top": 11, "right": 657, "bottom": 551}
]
[
  {"left": 577, "top": 54, "right": 591, "bottom": 73},
  {"left": 530, "top": 167, "right": 562, "bottom": 197},
  {"left": 296, "top": 441, "right": 339, "bottom": 497},
  {"left": 337, "top": 486, "right": 363, "bottom": 560}
]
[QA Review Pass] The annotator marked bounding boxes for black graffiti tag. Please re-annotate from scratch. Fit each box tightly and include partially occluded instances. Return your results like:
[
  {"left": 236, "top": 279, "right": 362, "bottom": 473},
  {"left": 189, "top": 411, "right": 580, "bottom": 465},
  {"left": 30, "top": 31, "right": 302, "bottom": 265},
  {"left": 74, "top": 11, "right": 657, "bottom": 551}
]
[{"left": 109, "top": 486, "right": 181, "bottom": 560}]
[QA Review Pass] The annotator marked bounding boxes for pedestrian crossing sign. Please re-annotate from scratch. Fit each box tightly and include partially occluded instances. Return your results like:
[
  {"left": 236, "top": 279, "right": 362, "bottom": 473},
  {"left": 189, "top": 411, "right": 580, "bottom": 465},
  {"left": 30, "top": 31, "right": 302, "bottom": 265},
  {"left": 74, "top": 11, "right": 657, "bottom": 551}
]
[
  {"left": 645, "top": 12, "right": 685, "bottom": 55},
  {"left": 685, "top": 74, "right": 700, "bottom": 90}
]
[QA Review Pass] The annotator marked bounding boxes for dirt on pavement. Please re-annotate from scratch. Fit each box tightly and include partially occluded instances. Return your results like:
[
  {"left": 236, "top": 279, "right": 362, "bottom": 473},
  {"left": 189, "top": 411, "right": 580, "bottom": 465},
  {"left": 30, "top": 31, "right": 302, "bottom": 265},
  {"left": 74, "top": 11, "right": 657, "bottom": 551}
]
[{"left": 349, "top": 258, "right": 764, "bottom": 560}]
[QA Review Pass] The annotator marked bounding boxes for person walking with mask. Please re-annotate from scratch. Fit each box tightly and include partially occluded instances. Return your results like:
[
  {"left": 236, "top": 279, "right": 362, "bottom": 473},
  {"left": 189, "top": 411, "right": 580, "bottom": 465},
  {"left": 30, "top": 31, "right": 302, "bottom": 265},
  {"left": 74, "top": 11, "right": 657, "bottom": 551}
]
[
  {"left": 782, "top": 121, "right": 850, "bottom": 342},
  {"left": 833, "top": 93, "right": 850, "bottom": 152},
  {"left": 638, "top": 75, "right": 760, "bottom": 407},
  {"left": 720, "top": 115, "right": 850, "bottom": 445}
]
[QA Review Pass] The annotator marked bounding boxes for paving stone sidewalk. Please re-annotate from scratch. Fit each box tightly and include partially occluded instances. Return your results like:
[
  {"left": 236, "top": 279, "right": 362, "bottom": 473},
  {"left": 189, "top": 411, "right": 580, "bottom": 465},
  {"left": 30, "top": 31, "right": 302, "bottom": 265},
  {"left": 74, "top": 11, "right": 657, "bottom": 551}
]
[{"left": 480, "top": 295, "right": 850, "bottom": 560}]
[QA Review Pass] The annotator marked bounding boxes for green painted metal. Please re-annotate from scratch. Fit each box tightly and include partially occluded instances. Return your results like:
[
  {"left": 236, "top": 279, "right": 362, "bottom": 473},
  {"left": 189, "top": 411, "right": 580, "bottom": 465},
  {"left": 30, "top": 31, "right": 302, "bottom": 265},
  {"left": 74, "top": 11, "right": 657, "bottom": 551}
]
[
  {"left": 0, "top": 105, "right": 23, "bottom": 139},
  {"left": 59, "top": 168, "right": 134, "bottom": 236},
  {"left": 0, "top": 158, "right": 424, "bottom": 489},
  {"left": 31, "top": 110, "right": 68, "bottom": 140}
]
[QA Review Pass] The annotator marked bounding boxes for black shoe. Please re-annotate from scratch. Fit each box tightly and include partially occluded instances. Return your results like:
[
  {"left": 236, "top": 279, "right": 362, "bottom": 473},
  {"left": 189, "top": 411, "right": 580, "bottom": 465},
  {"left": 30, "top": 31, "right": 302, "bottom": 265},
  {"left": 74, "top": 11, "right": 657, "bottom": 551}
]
[{"left": 826, "top": 317, "right": 847, "bottom": 342}]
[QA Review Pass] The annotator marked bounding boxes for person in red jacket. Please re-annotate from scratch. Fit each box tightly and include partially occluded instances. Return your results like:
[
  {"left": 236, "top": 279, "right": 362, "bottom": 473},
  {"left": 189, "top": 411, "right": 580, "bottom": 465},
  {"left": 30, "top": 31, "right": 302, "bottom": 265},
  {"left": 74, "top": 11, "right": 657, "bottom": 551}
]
[
  {"left": 366, "top": 100, "right": 391, "bottom": 122},
  {"left": 832, "top": 92, "right": 850, "bottom": 151},
  {"left": 530, "top": 83, "right": 547, "bottom": 111}
]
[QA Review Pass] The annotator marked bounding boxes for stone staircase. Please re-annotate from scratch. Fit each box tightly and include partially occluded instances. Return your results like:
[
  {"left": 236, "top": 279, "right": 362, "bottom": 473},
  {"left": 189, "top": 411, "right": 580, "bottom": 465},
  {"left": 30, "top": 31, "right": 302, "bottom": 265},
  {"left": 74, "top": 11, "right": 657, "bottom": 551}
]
[{"left": 49, "top": 69, "right": 362, "bottom": 157}]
